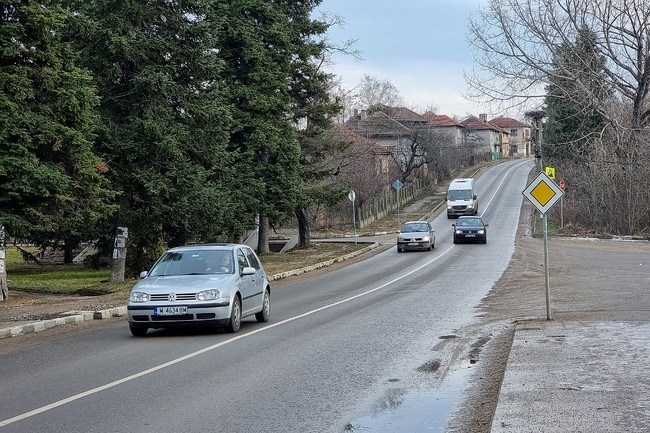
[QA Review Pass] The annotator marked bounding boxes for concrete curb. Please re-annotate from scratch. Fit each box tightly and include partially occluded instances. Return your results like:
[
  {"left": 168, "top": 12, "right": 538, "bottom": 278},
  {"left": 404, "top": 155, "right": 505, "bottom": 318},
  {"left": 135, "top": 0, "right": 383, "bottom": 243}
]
[
  {"left": 267, "top": 242, "right": 380, "bottom": 281},
  {"left": 0, "top": 243, "right": 380, "bottom": 339},
  {"left": 0, "top": 306, "right": 128, "bottom": 339}
]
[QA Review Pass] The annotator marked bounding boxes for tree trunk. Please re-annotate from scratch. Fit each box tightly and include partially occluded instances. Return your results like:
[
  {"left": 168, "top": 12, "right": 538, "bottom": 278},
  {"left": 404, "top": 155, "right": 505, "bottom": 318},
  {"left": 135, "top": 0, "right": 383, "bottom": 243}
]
[
  {"left": 295, "top": 207, "right": 311, "bottom": 249},
  {"left": 257, "top": 215, "right": 270, "bottom": 254},
  {"left": 63, "top": 239, "right": 75, "bottom": 264},
  {"left": 109, "top": 226, "right": 128, "bottom": 283}
]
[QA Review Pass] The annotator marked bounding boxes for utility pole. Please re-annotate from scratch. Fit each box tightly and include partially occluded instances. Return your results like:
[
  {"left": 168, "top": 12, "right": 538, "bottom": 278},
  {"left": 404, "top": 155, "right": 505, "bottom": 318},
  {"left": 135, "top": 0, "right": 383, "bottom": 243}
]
[
  {"left": 525, "top": 109, "right": 552, "bottom": 320},
  {"left": 525, "top": 109, "right": 546, "bottom": 173}
]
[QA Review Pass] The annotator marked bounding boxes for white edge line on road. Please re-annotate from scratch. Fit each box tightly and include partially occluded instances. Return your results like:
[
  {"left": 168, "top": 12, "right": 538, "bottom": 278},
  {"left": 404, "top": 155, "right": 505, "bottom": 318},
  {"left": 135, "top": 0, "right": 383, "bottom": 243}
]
[
  {"left": 0, "top": 244, "right": 454, "bottom": 427},
  {"left": 2, "top": 160, "right": 534, "bottom": 427}
]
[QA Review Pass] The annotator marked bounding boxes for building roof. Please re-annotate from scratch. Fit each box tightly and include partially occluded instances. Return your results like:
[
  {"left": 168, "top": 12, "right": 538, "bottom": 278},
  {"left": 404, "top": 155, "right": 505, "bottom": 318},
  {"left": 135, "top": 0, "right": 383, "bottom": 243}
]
[
  {"left": 489, "top": 117, "right": 532, "bottom": 129},
  {"left": 461, "top": 115, "right": 508, "bottom": 133},
  {"left": 345, "top": 111, "right": 412, "bottom": 138},
  {"left": 383, "top": 106, "right": 427, "bottom": 123},
  {"left": 421, "top": 112, "right": 464, "bottom": 128}
]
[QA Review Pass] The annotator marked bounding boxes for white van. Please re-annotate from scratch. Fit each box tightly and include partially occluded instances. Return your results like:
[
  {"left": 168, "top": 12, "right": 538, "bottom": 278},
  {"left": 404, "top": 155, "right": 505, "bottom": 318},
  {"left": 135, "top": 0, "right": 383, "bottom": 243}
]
[{"left": 446, "top": 178, "right": 478, "bottom": 218}]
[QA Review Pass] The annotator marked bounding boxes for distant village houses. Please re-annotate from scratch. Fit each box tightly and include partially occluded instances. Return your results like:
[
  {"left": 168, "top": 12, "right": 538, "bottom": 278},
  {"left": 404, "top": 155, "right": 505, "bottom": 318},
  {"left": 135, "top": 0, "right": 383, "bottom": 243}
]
[{"left": 340, "top": 106, "right": 532, "bottom": 184}]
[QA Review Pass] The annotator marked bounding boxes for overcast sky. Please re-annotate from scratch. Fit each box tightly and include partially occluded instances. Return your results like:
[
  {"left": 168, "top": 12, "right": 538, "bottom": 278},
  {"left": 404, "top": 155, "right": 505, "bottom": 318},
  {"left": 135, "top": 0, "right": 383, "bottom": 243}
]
[{"left": 315, "top": 0, "right": 489, "bottom": 118}]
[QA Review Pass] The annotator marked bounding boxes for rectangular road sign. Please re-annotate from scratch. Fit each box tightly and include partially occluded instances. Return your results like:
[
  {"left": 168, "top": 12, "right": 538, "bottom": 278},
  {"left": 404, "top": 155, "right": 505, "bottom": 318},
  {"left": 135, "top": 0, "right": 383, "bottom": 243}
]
[{"left": 523, "top": 171, "right": 564, "bottom": 214}]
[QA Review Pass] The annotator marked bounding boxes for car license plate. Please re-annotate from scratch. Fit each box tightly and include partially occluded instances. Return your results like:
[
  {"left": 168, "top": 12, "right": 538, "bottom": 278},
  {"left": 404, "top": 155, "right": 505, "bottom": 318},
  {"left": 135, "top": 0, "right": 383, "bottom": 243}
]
[
  {"left": 154, "top": 306, "right": 188, "bottom": 315},
  {"left": 466, "top": 234, "right": 475, "bottom": 237},
  {"left": 408, "top": 242, "right": 419, "bottom": 246}
]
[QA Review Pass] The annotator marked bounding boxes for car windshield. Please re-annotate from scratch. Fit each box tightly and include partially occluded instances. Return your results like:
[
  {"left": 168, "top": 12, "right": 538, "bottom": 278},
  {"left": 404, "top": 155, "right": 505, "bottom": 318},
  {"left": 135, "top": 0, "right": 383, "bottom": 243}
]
[
  {"left": 458, "top": 218, "right": 482, "bottom": 227},
  {"left": 448, "top": 189, "right": 472, "bottom": 200},
  {"left": 148, "top": 250, "right": 234, "bottom": 276},
  {"left": 401, "top": 223, "right": 429, "bottom": 232}
]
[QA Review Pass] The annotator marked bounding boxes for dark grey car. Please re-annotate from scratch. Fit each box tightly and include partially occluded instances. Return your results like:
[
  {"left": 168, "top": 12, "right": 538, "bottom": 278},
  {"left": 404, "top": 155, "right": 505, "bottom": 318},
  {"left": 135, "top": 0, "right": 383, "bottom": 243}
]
[{"left": 452, "top": 216, "right": 488, "bottom": 244}]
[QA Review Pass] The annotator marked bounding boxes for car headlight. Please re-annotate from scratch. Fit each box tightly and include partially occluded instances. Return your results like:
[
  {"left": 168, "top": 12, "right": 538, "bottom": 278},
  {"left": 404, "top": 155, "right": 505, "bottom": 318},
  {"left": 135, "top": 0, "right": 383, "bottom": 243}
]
[
  {"left": 478, "top": 229, "right": 485, "bottom": 234},
  {"left": 422, "top": 236, "right": 430, "bottom": 242},
  {"left": 467, "top": 204, "right": 474, "bottom": 209},
  {"left": 397, "top": 235, "right": 404, "bottom": 241},
  {"left": 129, "top": 292, "right": 150, "bottom": 302},
  {"left": 196, "top": 289, "right": 220, "bottom": 301},
  {"left": 455, "top": 229, "right": 462, "bottom": 234}
]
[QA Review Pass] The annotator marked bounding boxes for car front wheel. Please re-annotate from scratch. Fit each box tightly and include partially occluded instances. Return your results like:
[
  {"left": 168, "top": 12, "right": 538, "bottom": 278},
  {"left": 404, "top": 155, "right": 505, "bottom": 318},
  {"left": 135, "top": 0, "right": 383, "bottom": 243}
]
[
  {"left": 225, "top": 296, "right": 242, "bottom": 333},
  {"left": 256, "top": 289, "right": 270, "bottom": 323}
]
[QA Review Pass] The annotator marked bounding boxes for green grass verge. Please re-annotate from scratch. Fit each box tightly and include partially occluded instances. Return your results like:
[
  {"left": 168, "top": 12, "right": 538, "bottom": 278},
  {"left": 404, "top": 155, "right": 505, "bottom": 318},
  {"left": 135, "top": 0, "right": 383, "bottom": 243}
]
[{"left": 4, "top": 247, "right": 135, "bottom": 296}]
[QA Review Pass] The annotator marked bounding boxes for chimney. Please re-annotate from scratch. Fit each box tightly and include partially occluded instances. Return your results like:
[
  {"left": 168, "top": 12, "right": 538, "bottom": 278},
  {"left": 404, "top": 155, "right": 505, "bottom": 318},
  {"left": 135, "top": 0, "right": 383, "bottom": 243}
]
[
  {"left": 354, "top": 109, "right": 358, "bottom": 117},
  {"left": 479, "top": 113, "right": 487, "bottom": 123}
]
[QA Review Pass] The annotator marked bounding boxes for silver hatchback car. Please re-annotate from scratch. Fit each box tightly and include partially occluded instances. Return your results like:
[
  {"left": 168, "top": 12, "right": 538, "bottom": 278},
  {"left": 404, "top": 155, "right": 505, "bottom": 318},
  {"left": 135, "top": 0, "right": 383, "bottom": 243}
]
[
  {"left": 397, "top": 221, "right": 436, "bottom": 252},
  {"left": 127, "top": 244, "right": 270, "bottom": 336}
]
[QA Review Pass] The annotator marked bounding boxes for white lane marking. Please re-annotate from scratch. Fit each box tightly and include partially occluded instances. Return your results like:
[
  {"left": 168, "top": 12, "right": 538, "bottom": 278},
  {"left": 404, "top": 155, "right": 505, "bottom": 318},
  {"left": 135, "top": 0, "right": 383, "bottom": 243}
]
[
  {"left": 3, "top": 160, "right": 535, "bottom": 427},
  {"left": 479, "top": 159, "right": 532, "bottom": 218},
  {"left": 0, "top": 244, "right": 455, "bottom": 427}
]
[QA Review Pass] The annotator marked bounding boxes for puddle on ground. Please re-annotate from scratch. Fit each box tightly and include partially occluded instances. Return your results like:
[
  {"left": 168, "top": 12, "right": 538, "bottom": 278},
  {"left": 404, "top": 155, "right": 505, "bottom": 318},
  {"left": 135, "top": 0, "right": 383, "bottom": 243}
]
[{"left": 345, "top": 361, "right": 472, "bottom": 432}]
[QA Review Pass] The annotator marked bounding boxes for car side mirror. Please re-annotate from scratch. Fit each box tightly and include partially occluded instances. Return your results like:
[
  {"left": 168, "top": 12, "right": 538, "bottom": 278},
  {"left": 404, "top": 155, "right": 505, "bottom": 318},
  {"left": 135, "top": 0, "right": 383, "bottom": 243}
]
[
  {"left": 242, "top": 266, "right": 256, "bottom": 276},
  {"left": 473, "top": 194, "right": 477, "bottom": 199},
  {"left": 451, "top": 224, "right": 456, "bottom": 228},
  {"left": 139, "top": 271, "right": 148, "bottom": 279}
]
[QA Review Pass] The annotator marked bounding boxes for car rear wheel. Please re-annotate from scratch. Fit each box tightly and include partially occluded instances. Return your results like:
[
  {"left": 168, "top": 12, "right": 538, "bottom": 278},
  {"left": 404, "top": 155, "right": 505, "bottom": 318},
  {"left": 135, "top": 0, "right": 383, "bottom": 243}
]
[
  {"left": 225, "top": 295, "right": 242, "bottom": 333},
  {"left": 255, "top": 289, "right": 270, "bottom": 323},
  {"left": 129, "top": 324, "right": 148, "bottom": 337}
]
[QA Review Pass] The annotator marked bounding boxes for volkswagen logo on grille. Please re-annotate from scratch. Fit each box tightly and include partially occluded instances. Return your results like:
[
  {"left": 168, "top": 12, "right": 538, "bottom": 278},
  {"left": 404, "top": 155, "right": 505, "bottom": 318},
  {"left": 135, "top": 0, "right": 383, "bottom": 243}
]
[{"left": 168, "top": 293, "right": 177, "bottom": 302}]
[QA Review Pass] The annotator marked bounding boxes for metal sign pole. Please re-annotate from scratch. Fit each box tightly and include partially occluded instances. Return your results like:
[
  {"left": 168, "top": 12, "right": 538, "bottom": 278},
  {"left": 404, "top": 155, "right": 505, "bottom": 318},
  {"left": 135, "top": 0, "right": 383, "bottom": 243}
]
[
  {"left": 543, "top": 213, "right": 551, "bottom": 320},
  {"left": 348, "top": 190, "right": 357, "bottom": 244}
]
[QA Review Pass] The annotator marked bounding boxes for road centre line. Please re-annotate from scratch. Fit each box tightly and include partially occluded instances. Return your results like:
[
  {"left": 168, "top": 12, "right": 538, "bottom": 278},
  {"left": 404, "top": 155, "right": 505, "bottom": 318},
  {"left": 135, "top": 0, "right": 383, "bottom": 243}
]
[
  {"left": 2, "top": 160, "right": 533, "bottom": 427},
  {"left": 1, "top": 244, "right": 455, "bottom": 427}
]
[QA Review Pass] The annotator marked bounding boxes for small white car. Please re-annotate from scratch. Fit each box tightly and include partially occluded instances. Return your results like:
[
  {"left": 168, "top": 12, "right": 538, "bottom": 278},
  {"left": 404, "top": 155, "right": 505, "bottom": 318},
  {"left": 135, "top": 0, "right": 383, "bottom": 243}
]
[
  {"left": 397, "top": 221, "right": 436, "bottom": 252},
  {"left": 127, "top": 244, "right": 270, "bottom": 336}
]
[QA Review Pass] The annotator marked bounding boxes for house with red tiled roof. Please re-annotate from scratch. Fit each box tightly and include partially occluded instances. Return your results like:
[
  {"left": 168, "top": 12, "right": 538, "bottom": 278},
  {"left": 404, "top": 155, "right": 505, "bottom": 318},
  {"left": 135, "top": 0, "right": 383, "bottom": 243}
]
[
  {"left": 461, "top": 114, "right": 508, "bottom": 158},
  {"left": 421, "top": 112, "right": 464, "bottom": 147},
  {"left": 488, "top": 117, "right": 532, "bottom": 157}
]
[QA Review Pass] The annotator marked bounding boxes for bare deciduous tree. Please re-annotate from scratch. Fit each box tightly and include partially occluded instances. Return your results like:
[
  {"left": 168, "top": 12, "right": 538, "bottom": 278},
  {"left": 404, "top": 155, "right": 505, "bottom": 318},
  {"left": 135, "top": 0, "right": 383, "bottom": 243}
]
[
  {"left": 357, "top": 74, "right": 403, "bottom": 110},
  {"left": 466, "top": 0, "right": 650, "bottom": 129},
  {"left": 467, "top": 0, "right": 650, "bottom": 235}
]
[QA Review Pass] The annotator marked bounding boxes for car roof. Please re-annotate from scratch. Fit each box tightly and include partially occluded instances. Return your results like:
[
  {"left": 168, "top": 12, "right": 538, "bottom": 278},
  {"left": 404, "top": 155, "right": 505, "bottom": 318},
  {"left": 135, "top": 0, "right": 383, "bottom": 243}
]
[
  {"left": 402, "top": 221, "right": 427, "bottom": 225},
  {"left": 456, "top": 216, "right": 484, "bottom": 224},
  {"left": 166, "top": 243, "right": 241, "bottom": 252}
]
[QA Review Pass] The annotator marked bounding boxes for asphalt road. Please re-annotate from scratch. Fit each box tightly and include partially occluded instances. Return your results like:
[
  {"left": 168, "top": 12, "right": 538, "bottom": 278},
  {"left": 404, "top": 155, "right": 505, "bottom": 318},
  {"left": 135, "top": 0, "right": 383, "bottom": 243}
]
[{"left": 0, "top": 159, "right": 534, "bottom": 433}]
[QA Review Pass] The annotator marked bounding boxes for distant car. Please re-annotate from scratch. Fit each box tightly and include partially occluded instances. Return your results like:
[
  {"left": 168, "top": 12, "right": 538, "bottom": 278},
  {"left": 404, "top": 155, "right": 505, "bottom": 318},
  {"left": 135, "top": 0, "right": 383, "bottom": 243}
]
[
  {"left": 397, "top": 221, "right": 435, "bottom": 252},
  {"left": 452, "top": 216, "right": 488, "bottom": 244},
  {"left": 127, "top": 244, "right": 270, "bottom": 336}
]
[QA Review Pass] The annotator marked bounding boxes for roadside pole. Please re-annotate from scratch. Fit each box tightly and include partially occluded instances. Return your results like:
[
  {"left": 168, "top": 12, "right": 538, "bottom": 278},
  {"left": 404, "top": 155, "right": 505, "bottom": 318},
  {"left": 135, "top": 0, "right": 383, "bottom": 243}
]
[
  {"left": 109, "top": 226, "right": 128, "bottom": 283},
  {"left": 0, "top": 226, "right": 7, "bottom": 300},
  {"left": 392, "top": 180, "right": 403, "bottom": 225},
  {"left": 523, "top": 172, "right": 564, "bottom": 320},
  {"left": 542, "top": 213, "right": 551, "bottom": 319},
  {"left": 348, "top": 190, "right": 357, "bottom": 244}
]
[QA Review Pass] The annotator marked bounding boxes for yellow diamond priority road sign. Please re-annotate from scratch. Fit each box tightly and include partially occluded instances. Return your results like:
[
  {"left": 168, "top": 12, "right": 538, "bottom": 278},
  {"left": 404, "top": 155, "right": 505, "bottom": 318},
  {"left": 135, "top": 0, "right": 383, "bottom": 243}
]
[{"left": 523, "top": 171, "right": 564, "bottom": 214}]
